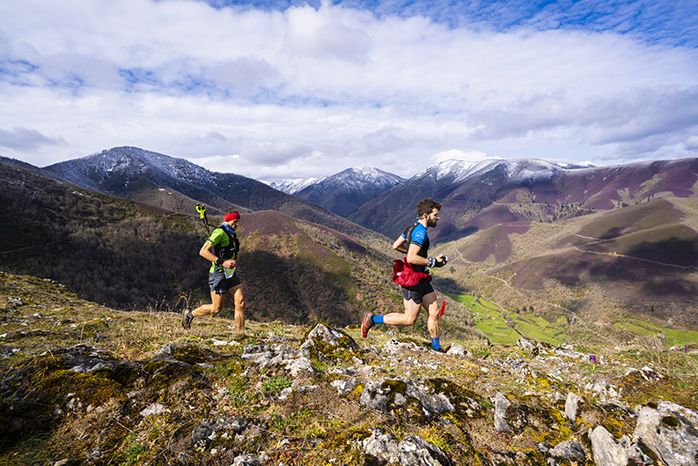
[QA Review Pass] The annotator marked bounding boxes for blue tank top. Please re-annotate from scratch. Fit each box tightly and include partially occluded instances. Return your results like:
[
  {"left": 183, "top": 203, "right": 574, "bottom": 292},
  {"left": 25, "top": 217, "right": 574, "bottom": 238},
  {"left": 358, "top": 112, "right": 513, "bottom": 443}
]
[{"left": 401, "top": 222, "right": 430, "bottom": 272}]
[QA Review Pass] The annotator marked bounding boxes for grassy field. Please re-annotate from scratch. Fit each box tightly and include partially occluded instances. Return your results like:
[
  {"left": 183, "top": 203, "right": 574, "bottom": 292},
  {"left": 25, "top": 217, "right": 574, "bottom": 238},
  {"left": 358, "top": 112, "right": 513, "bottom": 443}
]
[
  {"left": 450, "top": 293, "right": 569, "bottom": 346},
  {"left": 454, "top": 294, "right": 520, "bottom": 345},
  {"left": 451, "top": 292, "right": 697, "bottom": 348},
  {"left": 614, "top": 317, "right": 698, "bottom": 347}
]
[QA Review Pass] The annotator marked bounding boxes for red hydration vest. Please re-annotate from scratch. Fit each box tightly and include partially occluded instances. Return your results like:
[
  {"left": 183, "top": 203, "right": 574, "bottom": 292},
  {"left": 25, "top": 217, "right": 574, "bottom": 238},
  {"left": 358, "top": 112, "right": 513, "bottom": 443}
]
[{"left": 392, "top": 258, "right": 431, "bottom": 287}]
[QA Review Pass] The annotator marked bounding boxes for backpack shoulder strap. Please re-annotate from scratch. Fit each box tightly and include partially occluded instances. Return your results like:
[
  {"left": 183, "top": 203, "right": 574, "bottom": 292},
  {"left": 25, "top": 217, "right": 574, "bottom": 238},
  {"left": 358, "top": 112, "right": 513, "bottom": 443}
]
[{"left": 403, "top": 222, "right": 418, "bottom": 248}]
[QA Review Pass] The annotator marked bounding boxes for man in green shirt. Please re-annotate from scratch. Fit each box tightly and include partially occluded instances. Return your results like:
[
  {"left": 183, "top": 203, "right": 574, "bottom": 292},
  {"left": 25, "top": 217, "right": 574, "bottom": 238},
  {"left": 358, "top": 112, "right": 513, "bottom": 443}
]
[{"left": 182, "top": 211, "right": 245, "bottom": 333}]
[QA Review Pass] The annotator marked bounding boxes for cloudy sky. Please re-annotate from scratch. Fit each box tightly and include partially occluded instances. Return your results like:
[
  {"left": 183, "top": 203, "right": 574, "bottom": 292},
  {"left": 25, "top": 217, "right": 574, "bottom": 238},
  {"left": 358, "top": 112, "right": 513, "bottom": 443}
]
[{"left": 1, "top": 0, "right": 697, "bottom": 181}]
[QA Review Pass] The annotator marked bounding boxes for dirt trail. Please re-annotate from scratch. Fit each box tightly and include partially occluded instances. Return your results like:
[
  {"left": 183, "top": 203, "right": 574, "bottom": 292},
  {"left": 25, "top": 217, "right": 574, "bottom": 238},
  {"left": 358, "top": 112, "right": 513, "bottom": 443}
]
[{"left": 573, "top": 247, "right": 693, "bottom": 270}]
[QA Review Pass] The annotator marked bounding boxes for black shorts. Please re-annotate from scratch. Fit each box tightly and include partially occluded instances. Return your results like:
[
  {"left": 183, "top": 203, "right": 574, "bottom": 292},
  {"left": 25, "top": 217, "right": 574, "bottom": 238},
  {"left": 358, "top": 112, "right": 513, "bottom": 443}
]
[
  {"left": 401, "top": 281, "right": 435, "bottom": 304},
  {"left": 208, "top": 270, "right": 242, "bottom": 295}
]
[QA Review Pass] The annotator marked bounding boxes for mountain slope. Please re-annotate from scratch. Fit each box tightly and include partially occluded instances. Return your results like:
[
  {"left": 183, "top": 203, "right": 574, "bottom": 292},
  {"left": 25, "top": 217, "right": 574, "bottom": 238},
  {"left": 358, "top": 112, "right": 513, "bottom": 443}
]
[
  {"left": 295, "top": 167, "right": 404, "bottom": 217},
  {"left": 438, "top": 196, "right": 698, "bottom": 327},
  {"left": 42, "top": 146, "right": 388, "bottom": 247},
  {"left": 350, "top": 157, "right": 698, "bottom": 243},
  {"left": 0, "top": 160, "right": 397, "bottom": 324},
  {"left": 1, "top": 271, "right": 697, "bottom": 464}
]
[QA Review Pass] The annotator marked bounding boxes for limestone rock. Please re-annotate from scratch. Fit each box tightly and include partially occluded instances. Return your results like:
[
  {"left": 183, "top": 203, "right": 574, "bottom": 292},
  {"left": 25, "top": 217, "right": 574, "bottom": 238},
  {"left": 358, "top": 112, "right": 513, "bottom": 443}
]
[
  {"left": 585, "top": 381, "right": 621, "bottom": 403},
  {"left": 494, "top": 392, "right": 527, "bottom": 434},
  {"left": 139, "top": 402, "right": 168, "bottom": 417},
  {"left": 299, "top": 324, "right": 360, "bottom": 360},
  {"left": 282, "top": 356, "right": 314, "bottom": 377},
  {"left": 634, "top": 401, "right": 698, "bottom": 466},
  {"left": 446, "top": 343, "right": 469, "bottom": 358},
  {"left": 398, "top": 435, "right": 454, "bottom": 466},
  {"left": 564, "top": 393, "right": 581, "bottom": 422},
  {"left": 232, "top": 453, "right": 262, "bottom": 466},
  {"left": 191, "top": 416, "right": 252, "bottom": 447},
  {"left": 241, "top": 344, "right": 314, "bottom": 377},
  {"left": 360, "top": 378, "right": 454, "bottom": 418},
  {"left": 383, "top": 338, "right": 424, "bottom": 355},
  {"left": 549, "top": 440, "right": 585, "bottom": 462},
  {"left": 494, "top": 393, "right": 512, "bottom": 432},
  {"left": 278, "top": 387, "right": 292, "bottom": 400},
  {"left": 241, "top": 344, "right": 298, "bottom": 368},
  {"left": 330, "top": 378, "right": 357, "bottom": 396},
  {"left": 625, "top": 366, "right": 663, "bottom": 381},
  {"left": 518, "top": 338, "right": 544, "bottom": 356},
  {"left": 361, "top": 428, "right": 399, "bottom": 464},
  {"left": 589, "top": 426, "right": 652, "bottom": 466}
]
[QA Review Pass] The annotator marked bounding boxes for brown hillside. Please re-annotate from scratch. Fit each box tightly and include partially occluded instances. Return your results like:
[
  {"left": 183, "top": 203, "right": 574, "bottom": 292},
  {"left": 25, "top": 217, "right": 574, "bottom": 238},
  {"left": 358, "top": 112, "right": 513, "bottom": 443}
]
[
  {"left": 580, "top": 223, "right": 698, "bottom": 267},
  {"left": 0, "top": 161, "right": 397, "bottom": 326},
  {"left": 458, "top": 222, "right": 531, "bottom": 263},
  {"left": 576, "top": 198, "right": 684, "bottom": 239}
]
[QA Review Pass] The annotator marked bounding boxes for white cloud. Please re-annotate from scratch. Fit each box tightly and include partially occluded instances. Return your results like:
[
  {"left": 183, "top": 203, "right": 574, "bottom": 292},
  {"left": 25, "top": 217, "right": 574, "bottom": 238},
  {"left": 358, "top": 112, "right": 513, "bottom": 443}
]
[
  {"left": 0, "top": 126, "right": 66, "bottom": 151},
  {"left": 0, "top": 0, "right": 697, "bottom": 179}
]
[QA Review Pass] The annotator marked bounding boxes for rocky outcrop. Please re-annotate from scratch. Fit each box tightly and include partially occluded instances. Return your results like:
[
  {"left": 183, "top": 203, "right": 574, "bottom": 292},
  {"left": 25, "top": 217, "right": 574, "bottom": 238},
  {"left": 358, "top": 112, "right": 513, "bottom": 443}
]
[
  {"left": 549, "top": 440, "right": 586, "bottom": 463},
  {"left": 634, "top": 402, "right": 698, "bottom": 466},
  {"left": 360, "top": 378, "right": 454, "bottom": 418},
  {"left": 362, "top": 429, "right": 400, "bottom": 464},
  {"left": 300, "top": 324, "right": 362, "bottom": 363},
  {"left": 241, "top": 344, "right": 314, "bottom": 377},
  {"left": 589, "top": 426, "right": 652, "bottom": 466},
  {"left": 399, "top": 435, "right": 454, "bottom": 466},
  {"left": 564, "top": 392, "right": 581, "bottom": 421},
  {"left": 3, "top": 281, "right": 698, "bottom": 466},
  {"left": 361, "top": 429, "right": 453, "bottom": 466},
  {"left": 494, "top": 392, "right": 527, "bottom": 433}
]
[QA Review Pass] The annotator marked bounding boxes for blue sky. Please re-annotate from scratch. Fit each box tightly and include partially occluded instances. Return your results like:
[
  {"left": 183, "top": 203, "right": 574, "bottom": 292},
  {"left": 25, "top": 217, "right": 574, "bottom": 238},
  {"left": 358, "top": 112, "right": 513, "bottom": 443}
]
[
  {"left": 1, "top": 0, "right": 697, "bottom": 180},
  {"left": 204, "top": 0, "right": 698, "bottom": 47}
]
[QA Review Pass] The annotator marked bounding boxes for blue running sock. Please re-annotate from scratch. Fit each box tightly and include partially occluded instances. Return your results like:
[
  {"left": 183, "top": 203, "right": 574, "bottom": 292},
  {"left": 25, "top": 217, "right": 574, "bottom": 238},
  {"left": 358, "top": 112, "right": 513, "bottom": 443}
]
[
  {"left": 431, "top": 337, "right": 441, "bottom": 350},
  {"left": 372, "top": 315, "right": 384, "bottom": 324}
]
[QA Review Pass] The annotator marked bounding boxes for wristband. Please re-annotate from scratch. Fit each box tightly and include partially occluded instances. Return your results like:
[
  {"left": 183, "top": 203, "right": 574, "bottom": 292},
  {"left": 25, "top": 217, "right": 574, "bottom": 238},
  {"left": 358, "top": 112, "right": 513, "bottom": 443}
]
[
  {"left": 216, "top": 257, "right": 224, "bottom": 266},
  {"left": 427, "top": 257, "right": 436, "bottom": 268}
]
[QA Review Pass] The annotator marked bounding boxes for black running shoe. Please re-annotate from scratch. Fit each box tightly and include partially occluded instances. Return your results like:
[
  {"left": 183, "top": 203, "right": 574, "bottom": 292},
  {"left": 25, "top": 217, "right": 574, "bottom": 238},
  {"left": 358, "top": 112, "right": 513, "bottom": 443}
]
[
  {"left": 181, "top": 309, "right": 194, "bottom": 330},
  {"left": 361, "top": 313, "right": 374, "bottom": 338}
]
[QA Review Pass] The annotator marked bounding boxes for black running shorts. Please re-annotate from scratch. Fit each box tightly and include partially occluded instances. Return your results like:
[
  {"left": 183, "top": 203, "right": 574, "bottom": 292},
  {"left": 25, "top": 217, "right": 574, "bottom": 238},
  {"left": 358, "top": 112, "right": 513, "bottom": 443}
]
[
  {"left": 208, "top": 270, "right": 242, "bottom": 295},
  {"left": 401, "top": 281, "right": 435, "bottom": 304}
]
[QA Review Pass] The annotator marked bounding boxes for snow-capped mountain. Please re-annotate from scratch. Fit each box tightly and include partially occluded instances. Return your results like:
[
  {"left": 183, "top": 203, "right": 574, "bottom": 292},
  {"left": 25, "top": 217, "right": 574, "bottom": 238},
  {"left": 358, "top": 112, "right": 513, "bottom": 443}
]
[
  {"left": 41, "top": 146, "right": 382, "bottom": 241},
  {"left": 270, "top": 176, "right": 324, "bottom": 194},
  {"left": 350, "top": 156, "right": 698, "bottom": 242},
  {"left": 294, "top": 167, "right": 404, "bottom": 217},
  {"left": 414, "top": 158, "right": 577, "bottom": 184},
  {"left": 44, "top": 146, "right": 212, "bottom": 192}
]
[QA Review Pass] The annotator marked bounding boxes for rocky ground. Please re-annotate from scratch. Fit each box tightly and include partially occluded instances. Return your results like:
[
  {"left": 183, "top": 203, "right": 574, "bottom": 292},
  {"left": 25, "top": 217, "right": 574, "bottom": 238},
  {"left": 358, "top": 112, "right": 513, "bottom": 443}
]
[{"left": 1, "top": 271, "right": 697, "bottom": 465}]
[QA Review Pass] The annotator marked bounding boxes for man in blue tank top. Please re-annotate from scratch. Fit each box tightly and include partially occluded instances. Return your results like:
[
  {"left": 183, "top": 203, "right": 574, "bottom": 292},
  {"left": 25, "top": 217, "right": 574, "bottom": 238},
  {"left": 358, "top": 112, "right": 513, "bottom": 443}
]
[{"left": 361, "top": 199, "right": 448, "bottom": 351}]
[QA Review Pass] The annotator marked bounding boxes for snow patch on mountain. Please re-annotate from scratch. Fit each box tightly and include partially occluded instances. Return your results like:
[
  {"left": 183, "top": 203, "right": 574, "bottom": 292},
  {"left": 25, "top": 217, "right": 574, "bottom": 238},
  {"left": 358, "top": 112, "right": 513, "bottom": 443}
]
[
  {"left": 314, "top": 167, "right": 404, "bottom": 192},
  {"left": 415, "top": 159, "right": 504, "bottom": 182},
  {"left": 45, "top": 146, "right": 213, "bottom": 187},
  {"left": 416, "top": 158, "right": 584, "bottom": 184},
  {"left": 270, "top": 177, "right": 324, "bottom": 194}
]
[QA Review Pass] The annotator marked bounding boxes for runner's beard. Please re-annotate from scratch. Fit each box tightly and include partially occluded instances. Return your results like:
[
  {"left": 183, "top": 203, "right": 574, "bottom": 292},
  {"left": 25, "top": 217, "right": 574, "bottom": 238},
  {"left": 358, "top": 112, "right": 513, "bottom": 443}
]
[{"left": 427, "top": 218, "right": 438, "bottom": 227}]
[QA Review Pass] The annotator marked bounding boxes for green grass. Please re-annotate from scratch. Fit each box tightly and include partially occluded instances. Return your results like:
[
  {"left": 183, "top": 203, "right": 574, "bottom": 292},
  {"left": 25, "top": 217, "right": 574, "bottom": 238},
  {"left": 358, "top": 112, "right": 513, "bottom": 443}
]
[
  {"left": 510, "top": 314, "right": 567, "bottom": 346},
  {"left": 453, "top": 291, "right": 697, "bottom": 350},
  {"left": 451, "top": 294, "right": 519, "bottom": 345},
  {"left": 614, "top": 317, "right": 698, "bottom": 347},
  {"left": 450, "top": 293, "right": 568, "bottom": 346}
]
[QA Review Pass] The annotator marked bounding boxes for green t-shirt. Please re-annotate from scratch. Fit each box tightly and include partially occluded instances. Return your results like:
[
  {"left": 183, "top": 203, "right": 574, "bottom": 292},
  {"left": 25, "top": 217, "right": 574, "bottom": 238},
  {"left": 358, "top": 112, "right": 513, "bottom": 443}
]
[{"left": 207, "top": 227, "right": 238, "bottom": 275}]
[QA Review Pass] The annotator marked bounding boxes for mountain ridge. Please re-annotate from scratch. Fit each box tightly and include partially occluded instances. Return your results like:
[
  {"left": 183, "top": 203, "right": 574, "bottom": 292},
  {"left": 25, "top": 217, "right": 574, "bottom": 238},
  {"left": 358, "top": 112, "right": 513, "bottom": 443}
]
[{"left": 294, "top": 167, "right": 404, "bottom": 217}]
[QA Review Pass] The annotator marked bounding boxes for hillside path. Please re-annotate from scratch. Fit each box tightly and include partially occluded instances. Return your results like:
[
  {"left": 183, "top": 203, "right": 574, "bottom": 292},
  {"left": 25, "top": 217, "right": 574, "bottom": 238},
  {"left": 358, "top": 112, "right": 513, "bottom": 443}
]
[{"left": 573, "top": 247, "right": 694, "bottom": 270}]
